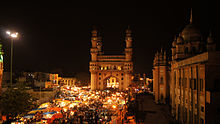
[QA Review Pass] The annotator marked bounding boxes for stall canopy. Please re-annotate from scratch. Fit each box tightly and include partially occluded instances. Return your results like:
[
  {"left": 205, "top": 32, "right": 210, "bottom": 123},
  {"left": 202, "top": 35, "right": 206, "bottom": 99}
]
[
  {"left": 43, "top": 112, "right": 56, "bottom": 115},
  {"left": 23, "top": 114, "right": 35, "bottom": 118},
  {"left": 39, "top": 102, "right": 51, "bottom": 108},
  {"left": 28, "top": 107, "right": 47, "bottom": 114}
]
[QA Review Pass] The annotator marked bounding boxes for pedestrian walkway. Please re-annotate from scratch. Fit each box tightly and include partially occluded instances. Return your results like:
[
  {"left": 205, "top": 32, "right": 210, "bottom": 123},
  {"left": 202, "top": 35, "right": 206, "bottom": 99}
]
[{"left": 135, "top": 93, "right": 176, "bottom": 124}]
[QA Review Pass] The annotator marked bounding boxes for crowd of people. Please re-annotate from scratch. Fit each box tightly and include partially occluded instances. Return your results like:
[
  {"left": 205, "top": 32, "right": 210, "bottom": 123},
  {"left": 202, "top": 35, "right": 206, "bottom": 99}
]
[{"left": 16, "top": 86, "right": 129, "bottom": 124}]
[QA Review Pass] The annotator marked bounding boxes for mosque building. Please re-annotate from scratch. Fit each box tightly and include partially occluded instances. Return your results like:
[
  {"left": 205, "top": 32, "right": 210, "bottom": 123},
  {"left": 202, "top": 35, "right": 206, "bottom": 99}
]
[
  {"left": 153, "top": 9, "right": 220, "bottom": 124},
  {"left": 89, "top": 27, "right": 133, "bottom": 91}
]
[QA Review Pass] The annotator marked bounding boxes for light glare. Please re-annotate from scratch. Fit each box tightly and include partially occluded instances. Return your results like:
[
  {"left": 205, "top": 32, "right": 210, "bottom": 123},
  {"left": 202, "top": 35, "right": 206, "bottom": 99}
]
[
  {"left": 6, "top": 31, "right": 11, "bottom": 35},
  {"left": 6, "top": 31, "right": 18, "bottom": 38},
  {"left": 11, "top": 33, "right": 18, "bottom": 38}
]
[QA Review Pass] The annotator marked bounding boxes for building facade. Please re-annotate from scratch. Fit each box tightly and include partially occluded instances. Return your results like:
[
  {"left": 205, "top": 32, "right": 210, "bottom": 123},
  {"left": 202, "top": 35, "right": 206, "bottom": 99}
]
[
  {"left": 61, "top": 77, "right": 77, "bottom": 86},
  {"left": 153, "top": 10, "right": 220, "bottom": 124},
  {"left": 153, "top": 50, "right": 170, "bottom": 104},
  {"left": 49, "top": 74, "right": 59, "bottom": 85},
  {"left": 89, "top": 27, "right": 133, "bottom": 91}
]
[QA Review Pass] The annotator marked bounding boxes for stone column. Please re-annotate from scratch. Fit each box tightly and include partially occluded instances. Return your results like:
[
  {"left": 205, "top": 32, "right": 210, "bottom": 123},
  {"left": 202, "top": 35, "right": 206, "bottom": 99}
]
[{"left": 91, "top": 72, "right": 97, "bottom": 90}]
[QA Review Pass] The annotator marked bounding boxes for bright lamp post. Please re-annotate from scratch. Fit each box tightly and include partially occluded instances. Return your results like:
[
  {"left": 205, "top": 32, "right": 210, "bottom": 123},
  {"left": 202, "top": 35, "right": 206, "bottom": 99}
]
[{"left": 6, "top": 31, "right": 18, "bottom": 87}]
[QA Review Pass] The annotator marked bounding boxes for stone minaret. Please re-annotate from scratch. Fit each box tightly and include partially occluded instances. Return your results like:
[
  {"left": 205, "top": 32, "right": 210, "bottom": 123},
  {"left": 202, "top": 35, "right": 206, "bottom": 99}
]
[
  {"left": 90, "top": 29, "right": 98, "bottom": 61},
  {"left": 207, "top": 32, "right": 216, "bottom": 52},
  {"left": 97, "top": 36, "right": 103, "bottom": 55},
  {"left": 124, "top": 26, "right": 133, "bottom": 89},
  {"left": 90, "top": 28, "right": 99, "bottom": 90},
  {"left": 125, "top": 26, "right": 133, "bottom": 61}
]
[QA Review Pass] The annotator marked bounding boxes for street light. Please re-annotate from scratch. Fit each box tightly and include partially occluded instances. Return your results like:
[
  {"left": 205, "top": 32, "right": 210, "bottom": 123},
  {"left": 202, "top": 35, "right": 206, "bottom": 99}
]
[{"left": 6, "top": 31, "right": 18, "bottom": 87}]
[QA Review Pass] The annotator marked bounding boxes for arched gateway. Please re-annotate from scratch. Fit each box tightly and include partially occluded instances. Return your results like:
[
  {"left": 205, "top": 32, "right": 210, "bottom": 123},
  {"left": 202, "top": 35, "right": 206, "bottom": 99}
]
[{"left": 89, "top": 27, "right": 133, "bottom": 91}]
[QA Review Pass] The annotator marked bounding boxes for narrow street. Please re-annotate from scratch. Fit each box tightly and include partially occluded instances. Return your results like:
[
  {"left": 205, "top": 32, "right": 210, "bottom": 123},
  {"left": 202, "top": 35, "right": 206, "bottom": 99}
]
[{"left": 135, "top": 93, "right": 176, "bottom": 124}]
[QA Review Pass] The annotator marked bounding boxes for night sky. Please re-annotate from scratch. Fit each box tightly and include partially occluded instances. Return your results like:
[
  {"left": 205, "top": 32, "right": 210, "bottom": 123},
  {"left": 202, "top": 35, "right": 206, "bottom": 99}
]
[{"left": 0, "top": 1, "right": 218, "bottom": 77}]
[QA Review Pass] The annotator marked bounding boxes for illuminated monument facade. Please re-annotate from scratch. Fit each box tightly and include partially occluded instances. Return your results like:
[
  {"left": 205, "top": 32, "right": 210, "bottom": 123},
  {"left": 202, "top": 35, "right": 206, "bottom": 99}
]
[
  {"left": 89, "top": 27, "right": 133, "bottom": 91},
  {"left": 153, "top": 10, "right": 220, "bottom": 123}
]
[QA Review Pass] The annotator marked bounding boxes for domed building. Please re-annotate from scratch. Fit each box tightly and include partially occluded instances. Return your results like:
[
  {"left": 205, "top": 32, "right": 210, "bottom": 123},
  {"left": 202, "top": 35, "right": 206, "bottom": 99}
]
[
  {"left": 153, "top": 9, "right": 220, "bottom": 124},
  {"left": 181, "top": 24, "right": 201, "bottom": 42},
  {"left": 171, "top": 10, "right": 205, "bottom": 61}
]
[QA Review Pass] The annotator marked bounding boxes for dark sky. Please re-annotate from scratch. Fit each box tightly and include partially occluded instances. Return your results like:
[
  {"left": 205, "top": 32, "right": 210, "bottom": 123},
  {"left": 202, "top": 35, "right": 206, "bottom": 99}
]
[{"left": 0, "top": 1, "right": 218, "bottom": 77}]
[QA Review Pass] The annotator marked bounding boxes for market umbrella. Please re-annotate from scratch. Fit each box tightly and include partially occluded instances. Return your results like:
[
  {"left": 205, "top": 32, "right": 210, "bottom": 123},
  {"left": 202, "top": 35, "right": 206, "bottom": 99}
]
[
  {"left": 39, "top": 102, "right": 51, "bottom": 108},
  {"left": 43, "top": 112, "right": 56, "bottom": 119},
  {"left": 49, "top": 107, "right": 62, "bottom": 112},
  {"left": 43, "top": 112, "right": 56, "bottom": 115},
  {"left": 41, "top": 118, "right": 48, "bottom": 123},
  {"left": 74, "top": 100, "right": 81, "bottom": 103},
  {"left": 28, "top": 107, "right": 47, "bottom": 114},
  {"left": 52, "top": 113, "right": 63, "bottom": 119},
  {"left": 34, "top": 122, "right": 43, "bottom": 124},
  {"left": 23, "top": 114, "right": 35, "bottom": 119},
  {"left": 44, "top": 113, "right": 62, "bottom": 123},
  {"left": 55, "top": 98, "right": 63, "bottom": 101}
]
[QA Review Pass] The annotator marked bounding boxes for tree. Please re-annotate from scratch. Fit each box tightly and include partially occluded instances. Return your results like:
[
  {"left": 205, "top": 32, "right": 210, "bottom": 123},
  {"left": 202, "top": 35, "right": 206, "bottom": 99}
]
[{"left": 0, "top": 87, "right": 34, "bottom": 118}]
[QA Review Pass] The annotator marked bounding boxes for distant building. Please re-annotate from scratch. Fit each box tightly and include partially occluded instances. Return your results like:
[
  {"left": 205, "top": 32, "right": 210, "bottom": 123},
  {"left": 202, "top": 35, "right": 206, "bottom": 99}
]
[
  {"left": 49, "top": 74, "right": 59, "bottom": 85},
  {"left": 131, "top": 73, "right": 147, "bottom": 87},
  {"left": 153, "top": 9, "right": 220, "bottom": 124},
  {"left": 89, "top": 27, "right": 133, "bottom": 91},
  {"left": 146, "top": 78, "right": 153, "bottom": 85},
  {"left": 146, "top": 78, "right": 153, "bottom": 91},
  {"left": 60, "top": 77, "right": 77, "bottom": 86},
  {"left": 2, "top": 72, "right": 59, "bottom": 89},
  {"left": 32, "top": 72, "right": 59, "bottom": 89}
]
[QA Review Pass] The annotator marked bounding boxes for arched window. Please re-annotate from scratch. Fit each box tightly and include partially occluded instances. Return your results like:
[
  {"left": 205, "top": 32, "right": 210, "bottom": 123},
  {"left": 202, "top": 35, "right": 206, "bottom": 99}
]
[{"left": 160, "top": 77, "right": 163, "bottom": 84}]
